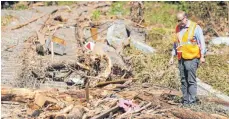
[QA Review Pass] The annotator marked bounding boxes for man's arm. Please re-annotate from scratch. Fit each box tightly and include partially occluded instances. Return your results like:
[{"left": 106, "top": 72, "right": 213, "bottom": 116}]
[
  {"left": 169, "top": 42, "right": 177, "bottom": 65},
  {"left": 171, "top": 43, "right": 176, "bottom": 57},
  {"left": 195, "top": 25, "right": 206, "bottom": 63},
  {"left": 195, "top": 25, "right": 206, "bottom": 56}
]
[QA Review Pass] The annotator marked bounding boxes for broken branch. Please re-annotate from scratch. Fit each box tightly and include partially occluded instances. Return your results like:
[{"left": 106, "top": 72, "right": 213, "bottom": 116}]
[
  {"left": 11, "top": 14, "right": 46, "bottom": 30},
  {"left": 95, "top": 79, "right": 129, "bottom": 87},
  {"left": 91, "top": 105, "right": 120, "bottom": 119}
]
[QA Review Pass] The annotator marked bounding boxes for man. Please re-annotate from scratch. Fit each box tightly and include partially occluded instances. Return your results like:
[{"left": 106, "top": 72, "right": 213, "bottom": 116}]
[{"left": 169, "top": 11, "right": 206, "bottom": 105}]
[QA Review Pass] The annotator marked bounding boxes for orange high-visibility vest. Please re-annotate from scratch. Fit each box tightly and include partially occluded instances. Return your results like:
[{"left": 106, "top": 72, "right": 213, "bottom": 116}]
[{"left": 174, "top": 21, "right": 201, "bottom": 60}]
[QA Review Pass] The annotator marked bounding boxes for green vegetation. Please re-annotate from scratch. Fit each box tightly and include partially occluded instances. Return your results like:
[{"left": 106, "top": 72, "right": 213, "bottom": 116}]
[
  {"left": 122, "top": 2, "right": 180, "bottom": 89},
  {"left": 14, "top": 3, "right": 28, "bottom": 10},
  {"left": 56, "top": 1, "right": 76, "bottom": 6},
  {"left": 122, "top": 1, "right": 229, "bottom": 95},
  {"left": 1, "top": 15, "right": 15, "bottom": 26},
  {"left": 44, "top": 1, "right": 76, "bottom": 6},
  {"left": 198, "top": 54, "right": 229, "bottom": 95},
  {"left": 144, "top": 2, "right": 178, "bottom": 28},
  {"left": 124, "top": 46, "right": 180, "bottom": 90},
  {"left": 188, "top": 100, "right": 229, "bottom": 117},
  {"left": 92, "top": 10, "right": 101, "bottom": 21},
  {"left": 108, "top": 2, "right": 130, "bottom": 16}
]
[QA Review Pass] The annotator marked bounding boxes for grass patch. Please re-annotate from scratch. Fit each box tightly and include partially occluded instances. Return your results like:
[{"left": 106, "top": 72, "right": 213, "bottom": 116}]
[
  {"left": 108, "top": 2, "right": 130, "bottom": 16},
  {"left": 124, "top": 46, "right": 180, "bottom": 90},
  {"left": 123, "top": 2, "right": 229, "bottom": 96},
  {"left": 92, "top": 10, "right": 101, "bottom": 21},
  {"left": 14, "top": 3, "right": 28, "bottom": 10},
  {"left": 121, "top": 2, "right": 180, "bottom": 90},
  {"left": 1, "top": 15, "right": 15, "bottom": 26},
  {"left": 56, "top": 1, "right": 76, "bottom": 6},
  {"left": 144, "top": 2, "right": 178, "bottom": 28},
  {"left": 188, "top": 101, "right": 229, "bottom": 117},
  {"left": 44, "top": 1, "right": 77, "bottom": 6},
  {"left": 198, "top": 54, "right": 229, "bottom": 95}
]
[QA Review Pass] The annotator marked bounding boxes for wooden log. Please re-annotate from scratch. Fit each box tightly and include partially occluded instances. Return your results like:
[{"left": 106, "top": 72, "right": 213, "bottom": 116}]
[
  {"left": 1, "top": 101, "right": 20, "bottom": 105},
  {"left": 85, "top": 82, "right": 89, "bottom": 103},
  {"left": 91, "top": 105, "right": 120, "bottom": 119},
  {"left": 1, "top": 94, "right": 15, "bottom": 101},
  {"left": 76, "top": 62, "right": 90, "bottom": 70},
  {"left": 96, "top": 79, "right": 129, "bottom": 87},
  {"left": 66, "top": 106, "right": 85, "bottom": 119},
  {"left": 34, "top": 93, "right": 57, "bottom": 107},
  {"left": 36, "top": 31, "right": 46, "bottom": 45},
  {"left": 1, "top": 88, "right": 35, "bottom": 100},
  {"left": 59, "top": 104, "right": 74, "bottom": 114},
  {"left": 205, "top": 97, "right": 229, "bottom": 107},
  {"left": 51, "top": 41, "right": 54, "bottom": 62},
  {"left": 133, "top": 102, "right": 151, "bottom": 113},
  {"left": 11, "top": 14, "right": 46, "bottom": 30},
  {"left": 211, "top": 114, "right": 228, "bottom": 119},
  {"left": 47, "top": 62, "right": 90, "bottom": 70},
  {"left": 171, "top": 108, "right": 223, "bottom": 119},
  {"left": 117, "top": 102, "right": 152, "bottom": 119}
]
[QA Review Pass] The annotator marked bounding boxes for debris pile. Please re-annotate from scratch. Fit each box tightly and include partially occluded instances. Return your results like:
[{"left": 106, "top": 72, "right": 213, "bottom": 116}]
[
  {"left": 1, "top": 1, "right": 229, "bottom": 119},
  {"left": 2, "top": 84, "right": 229, "bottom": 118},
  {"left": 14, "top": 1, "right": 153, "bottom": 89}
]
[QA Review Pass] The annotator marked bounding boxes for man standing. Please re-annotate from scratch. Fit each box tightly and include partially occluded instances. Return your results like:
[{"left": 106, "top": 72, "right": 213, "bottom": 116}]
[{"left": 169, "top": 11, "right": 206, "bottom": 105}]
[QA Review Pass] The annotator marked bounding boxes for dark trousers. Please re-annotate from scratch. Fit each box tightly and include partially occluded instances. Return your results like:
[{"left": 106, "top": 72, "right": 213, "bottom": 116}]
[{"left": 178, "top": 58, "right": 199, "bottom": 104}]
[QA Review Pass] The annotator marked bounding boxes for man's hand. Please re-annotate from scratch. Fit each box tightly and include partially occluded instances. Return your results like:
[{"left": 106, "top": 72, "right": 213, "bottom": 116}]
[
  {"left": 200, "top": 56, "right": 205, "bottom": 63},
  {"left": 169, "top": 57, "right": 174, "bottom": 65}
]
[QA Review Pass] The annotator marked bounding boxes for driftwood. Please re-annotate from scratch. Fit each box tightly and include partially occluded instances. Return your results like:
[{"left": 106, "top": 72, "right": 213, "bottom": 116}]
[
  {"left": 205, "top": 97, "right": 229, "bottom": 107},
  {"left": 48, "top": 61, "right": 90, "bottom": 71},
  {"left": 117, "top": 102, "right": 152, "bottom": 119},
  {"left": 54, "top": 105, "right": 85, "bottom": 119},
  {"left": 1, "top": 88, "right": 35, "bottom": 102},
  {"left": 85, "top": 82, "right": 90, "bottom": 103},
  {"left": 39, "top": 9, "right": 58, "bottom": 32},
  {"left": 34, "top": 93, "right": 57, "bottom": 107},
  {"left": 1, "top": 101, "right": 20, "bottom": 105},
  {"left": 91, "top": 105, "right": 120, "bottom": 119},
  {"left": 92, "top": 42, "right": 128, "bottom": 79},
  {"left": 96, "top": 79, "right": 129, "bottom": 87},
  {"left": 171, "top": 108, "right": 222, "bottom": 119},
  {"left": 133, "top": 102, "right": 152, "bottom": 113},
  {"left": 11, "top": 14, "right": 46, "bottom": 30},
  {"left": 211, "top": 114, "right": 228, "bottom": 119},
  {"left": 1, "top": 94, "right": 15, "bottom": 101},
  {"left": 59, "top": 104, "right": 74, "bottom": 114}
]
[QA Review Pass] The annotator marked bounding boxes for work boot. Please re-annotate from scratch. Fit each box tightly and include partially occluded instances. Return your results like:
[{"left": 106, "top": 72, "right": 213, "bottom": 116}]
[
  {"left": 196, "top": 97, "right": 201, "bottom": 104},
  {"left": 189, "top": 97, "right": 201, "bottom": 105},
  {"left": 181, "top": 103, "right": 190, "bottom": 108}
]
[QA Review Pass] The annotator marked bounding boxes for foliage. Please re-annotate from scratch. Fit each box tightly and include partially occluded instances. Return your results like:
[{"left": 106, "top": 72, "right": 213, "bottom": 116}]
[
  {"left": 198, "top": 54, "right": 229, "bottom": 95},
  {"left": 184, "top": 1, "right": 228, "bottom": 37},
  {"left": 108, "top": 2, "right": 129, "bottom": 16},
  {"left": 177, "top": 1, "right": 189, "bottom": 12},
  {"left": 92, "top": 10, "right": 101, "bottom": 21},
  {"left": 144, "top": 2, "right": 178, "bottom": 28},
  {"left": 124, "top": 2, "right": 229, "bottom": 95},
  {"left": 44, "top": 1, "right": 76, "bottom": 6},
  {"left": 124, "top": 46, "right": 180, "bottom": 90},
  {"left": 1, "top": 15, "right": 14, "bottom": 26},
  {"left": 14, "top": 3, "right": 28, "bottom": 10},
  {"left": 188, "top": 101, "right": 229, "bottom": 116},
  {"left": 56, "top": 1, "right": 77, "bottom": 6}
]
